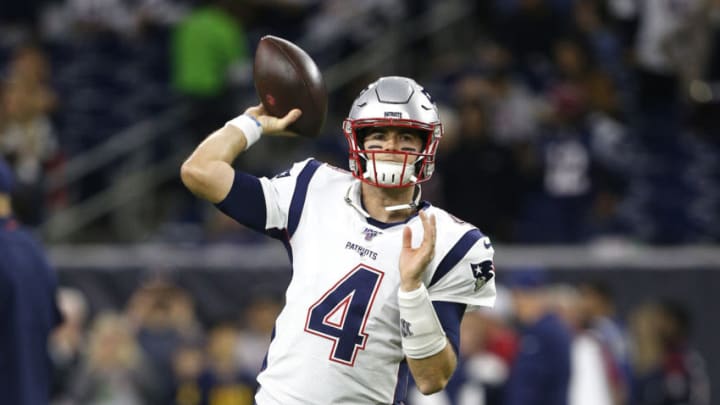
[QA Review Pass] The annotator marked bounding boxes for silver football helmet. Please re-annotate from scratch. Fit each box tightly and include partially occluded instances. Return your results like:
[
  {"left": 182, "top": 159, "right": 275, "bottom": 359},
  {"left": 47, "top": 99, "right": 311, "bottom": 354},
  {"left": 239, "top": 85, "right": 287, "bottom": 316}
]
[{"left": 343, "top": 76, "right": 443, "bottom": 188}]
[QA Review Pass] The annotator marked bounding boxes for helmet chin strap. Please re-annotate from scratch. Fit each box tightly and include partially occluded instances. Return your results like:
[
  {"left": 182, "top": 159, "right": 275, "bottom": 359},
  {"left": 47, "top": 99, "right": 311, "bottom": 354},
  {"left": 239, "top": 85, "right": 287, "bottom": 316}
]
[
  {"left": 384, "top": 185, "right": 421, "bottom": 212},
  {"left": 344, "top": 181, "right": 421, "bottom": 218}
]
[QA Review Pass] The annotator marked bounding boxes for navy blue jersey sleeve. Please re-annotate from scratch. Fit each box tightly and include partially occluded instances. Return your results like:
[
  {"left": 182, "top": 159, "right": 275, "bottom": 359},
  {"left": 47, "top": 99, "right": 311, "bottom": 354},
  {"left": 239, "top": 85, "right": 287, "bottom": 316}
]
[
  {"left": 433, "top": 301, "right": 466, "bottom": 356},
  {"left": 215, "top": 171, "right": 267, "bottom": 232}
]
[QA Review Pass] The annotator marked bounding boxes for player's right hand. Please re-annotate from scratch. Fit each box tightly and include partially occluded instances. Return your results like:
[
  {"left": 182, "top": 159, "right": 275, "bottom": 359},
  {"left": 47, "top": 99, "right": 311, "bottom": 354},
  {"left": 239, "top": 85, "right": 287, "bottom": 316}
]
[
  {"left": 399, "top": 210, "right": 437, "bottom": 292},
  {"left": 244, "top": 104, "right": 302, "bottom": 135}
]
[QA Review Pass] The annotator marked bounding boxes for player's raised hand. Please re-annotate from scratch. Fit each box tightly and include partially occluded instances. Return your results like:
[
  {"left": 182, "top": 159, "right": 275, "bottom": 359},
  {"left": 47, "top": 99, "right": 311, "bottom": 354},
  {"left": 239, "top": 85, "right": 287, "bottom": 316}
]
[
  {"left": 399, "top": 210, "right": 437, "bottom": 292},
  {"left": 244, "top": 104, "right": 302, "bottom": 135}
]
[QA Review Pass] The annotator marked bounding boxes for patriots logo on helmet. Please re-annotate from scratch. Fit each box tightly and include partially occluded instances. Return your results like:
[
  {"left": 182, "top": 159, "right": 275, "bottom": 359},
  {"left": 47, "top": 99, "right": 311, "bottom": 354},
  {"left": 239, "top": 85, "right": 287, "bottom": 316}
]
[{"left": 470, "top": 260, "right": 495, "bottom": 291}]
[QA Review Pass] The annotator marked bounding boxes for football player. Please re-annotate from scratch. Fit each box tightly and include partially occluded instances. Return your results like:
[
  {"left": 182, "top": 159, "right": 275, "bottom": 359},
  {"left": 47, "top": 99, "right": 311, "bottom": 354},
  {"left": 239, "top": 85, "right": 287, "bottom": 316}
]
[{"left": 181, "top": 76, "right": 497, "bottom": 404}]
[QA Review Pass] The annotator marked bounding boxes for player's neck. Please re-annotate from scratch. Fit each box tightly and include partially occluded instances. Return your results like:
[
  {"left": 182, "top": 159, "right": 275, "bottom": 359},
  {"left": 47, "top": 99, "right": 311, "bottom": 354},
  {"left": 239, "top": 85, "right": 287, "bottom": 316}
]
[
  {"left": 517, "top": 295, "right": 549, "bottom": 325},
  {"left": 360, "top": 183, "right": 417, "bottom": 223}
]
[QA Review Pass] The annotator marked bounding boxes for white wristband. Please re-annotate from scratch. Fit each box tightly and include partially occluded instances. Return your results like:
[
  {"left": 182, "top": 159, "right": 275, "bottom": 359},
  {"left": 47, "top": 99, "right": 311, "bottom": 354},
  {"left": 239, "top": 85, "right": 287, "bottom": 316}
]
[
  {"left": 225, "top": 114, "right": 262, "bottom": 150},
  {"left": 398, "top": 284, "right": 447, "bottom": 359}
]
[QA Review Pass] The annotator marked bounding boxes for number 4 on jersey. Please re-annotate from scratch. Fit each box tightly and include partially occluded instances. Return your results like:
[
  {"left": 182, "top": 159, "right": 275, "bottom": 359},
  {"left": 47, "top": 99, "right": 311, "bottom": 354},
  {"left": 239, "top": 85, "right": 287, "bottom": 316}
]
[{"left": 304, "top": 265, "right": 385, "bottom": 366}]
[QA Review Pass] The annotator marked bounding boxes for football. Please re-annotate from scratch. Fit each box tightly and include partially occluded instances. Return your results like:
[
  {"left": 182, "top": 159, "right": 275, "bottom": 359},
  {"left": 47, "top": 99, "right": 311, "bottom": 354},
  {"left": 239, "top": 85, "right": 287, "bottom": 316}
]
[{"left": 253, "top": 35, "right": 328, "bottom": 138}]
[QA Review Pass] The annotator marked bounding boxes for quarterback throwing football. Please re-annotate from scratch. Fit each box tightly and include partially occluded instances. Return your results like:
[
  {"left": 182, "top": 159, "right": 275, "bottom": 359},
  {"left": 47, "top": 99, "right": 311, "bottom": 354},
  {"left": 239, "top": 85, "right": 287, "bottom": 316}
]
[{"left": 181, "top": 76, "right": 497, "bottom": 404}]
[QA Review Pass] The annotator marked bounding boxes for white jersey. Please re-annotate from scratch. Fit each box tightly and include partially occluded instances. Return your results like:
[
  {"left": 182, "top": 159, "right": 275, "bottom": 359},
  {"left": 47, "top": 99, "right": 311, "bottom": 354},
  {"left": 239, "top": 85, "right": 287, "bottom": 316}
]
[{"left": 228, "top": 158, "right": 496, "bottom": 405}]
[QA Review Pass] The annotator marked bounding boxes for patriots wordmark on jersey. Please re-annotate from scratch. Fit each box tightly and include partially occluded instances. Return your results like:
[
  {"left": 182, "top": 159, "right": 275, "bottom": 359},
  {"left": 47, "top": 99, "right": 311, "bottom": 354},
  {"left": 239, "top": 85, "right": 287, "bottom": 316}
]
[{"left": 217, "top": 159, "right": 497, "bottom": 404}]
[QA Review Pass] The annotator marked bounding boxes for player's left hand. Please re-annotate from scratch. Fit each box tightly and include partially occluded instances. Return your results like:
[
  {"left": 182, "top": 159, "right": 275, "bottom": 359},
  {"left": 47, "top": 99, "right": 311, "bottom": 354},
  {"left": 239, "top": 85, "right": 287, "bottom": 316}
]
[{"left": 399, "top": 210, "right": 436, "bottom": 292}]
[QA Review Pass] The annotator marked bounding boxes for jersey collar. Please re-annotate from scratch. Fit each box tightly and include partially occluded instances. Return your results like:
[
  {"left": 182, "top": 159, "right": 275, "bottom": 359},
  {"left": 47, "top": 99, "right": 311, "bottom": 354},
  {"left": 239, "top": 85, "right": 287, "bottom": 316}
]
[
  {"left": 344, "top": 180, "right": 431, "bottom": 229},
  {"left": 365, "top": 201, "right": 431, "bottom": 229}
]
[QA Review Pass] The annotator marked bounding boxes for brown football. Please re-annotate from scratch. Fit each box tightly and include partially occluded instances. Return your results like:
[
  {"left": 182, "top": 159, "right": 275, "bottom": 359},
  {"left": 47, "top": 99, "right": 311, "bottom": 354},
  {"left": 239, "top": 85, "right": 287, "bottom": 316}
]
[{"left": 253, "top": 35, "right": 328, "bottom": 138}]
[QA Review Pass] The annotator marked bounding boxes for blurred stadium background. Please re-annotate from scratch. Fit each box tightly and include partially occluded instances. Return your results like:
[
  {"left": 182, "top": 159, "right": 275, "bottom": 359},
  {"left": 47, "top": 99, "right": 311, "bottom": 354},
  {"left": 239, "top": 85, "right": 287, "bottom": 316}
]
[{"left": 1, "top": 0, "right": 718, "bottom": 404}]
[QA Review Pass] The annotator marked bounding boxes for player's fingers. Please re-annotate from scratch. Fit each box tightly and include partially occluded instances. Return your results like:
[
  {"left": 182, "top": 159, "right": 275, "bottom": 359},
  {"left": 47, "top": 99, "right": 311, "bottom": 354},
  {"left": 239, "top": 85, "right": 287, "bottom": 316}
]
[
  {"left": 277, "top": 108, "right": 302, "bottom": 128},
  {"left": 244, "top": 104, "right": 265, "bottom": 117},
  {"left": 429, "top": 213, "right": 437, "bottom": 246},
  {"left": 418, "top": 211, "right": 427, "bottom": 241},
  {"left": 419, "top": 211, "right": 436, "bottom": 261},
  {"left": 419, "top": 211, "right": 435, "bottom": 243},
  {"left": 402, "top": 226, "right": 412, "bottom": 250}
]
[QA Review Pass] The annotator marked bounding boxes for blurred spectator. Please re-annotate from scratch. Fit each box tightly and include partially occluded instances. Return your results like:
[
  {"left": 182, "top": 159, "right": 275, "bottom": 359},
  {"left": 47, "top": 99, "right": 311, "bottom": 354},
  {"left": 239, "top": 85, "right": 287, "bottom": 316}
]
[
  {"left": 566, "top": 41, "right": 631, "bottom": 240},
  {"left": 68, "top": 311, "right": 162, "bottom": 404},
  {"left": 50, "top": 287, "right": 89, "bottom": 403},
  {"left": 610, "top": 0, "right": 703, "bottom": 175},
  {"left": 629, "top": 301, "right": 710, "bottom": 405},
  {"left": 546, "top": 283, "right": 581, "bottom": 330},
  {"left": 472, "top": 42, "right": 543, "bottom": 145},
  {"left": 199, "top": 324, "right": 255, "bottom": 405},
  {"left": 0, "top": 157, "right": 62, "bottom": 405},
  {"left": 504, "top": 269, "right": 572, "bottom": 405},
  {"left": 655, "top": 300, "right": 711, "bottom": 405},
  {"left": 40, "top": 0, "right": 188, "bottom": 39},
  {"left": 0, "top": 0, "right": 48, "bottom": 42},
  {"left": 168, "top": 323, "right": 257, "bottom": 405},
  {"left": 495, "top": 0, "right": 571, "bottom": 90},
  {"left": 686, "top": 0, "right": 720, "bottom": 141},
  {"left": 171, "top": 0, "right": 250, "bottom": 141},
  {"left": 241, "top": 0, "right": 316, "bottom": 44},
  {"left": 127, "top": 279, "right": 204, "bottom": 402},
  {"left": 164, "top": 0, "right": 250, "bottom": 232},
  {"left": 548, "top": 283, "right": 618, "bottom": 405},
  {"left": 518, "top": 94, "right": 595, "bottom": 242},
  {"left": 629, "top": 302, "right": 666, "bottom": 400},
  {"left": 606, "top": 0, "right": 714, "bottom": 243},
  {"left": 234, "top": 295, "right": 282, "bottom": 376},
  {"left": 301, "top": 0, "right": 407, "bottom": 64},
  {"left": 0, "top": 44, "right": 58, "bottom": 225},
  {"left": 516, "top": 36, "right": 630, "bottom": 243},
  {"left": 62, "top": 0, "right": 141, "bottom": 37},
  {"left": 439, "top": 82, "right": 524, "bottom": 241},
  {"left": 667, "top": 0, "right": 720, "bottom": 140},
  {"left": 578, "top": 281, "right": 631, "bottom": 404},
  {"left": 611, "top": 0, "right": 706, "bottom": 106},
  {"left": 572, "top": 0, "right": 626, "bottom": 84},
  {"left": 171, "top": 342, "right": 205, "bottom": 405}
]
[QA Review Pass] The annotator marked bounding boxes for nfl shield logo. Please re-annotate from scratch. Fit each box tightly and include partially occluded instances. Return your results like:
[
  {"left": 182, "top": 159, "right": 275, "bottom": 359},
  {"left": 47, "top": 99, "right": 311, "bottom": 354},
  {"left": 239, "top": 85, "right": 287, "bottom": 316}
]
[{"left": 362, "top": 227, "right": 381, "bottom": 241}]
